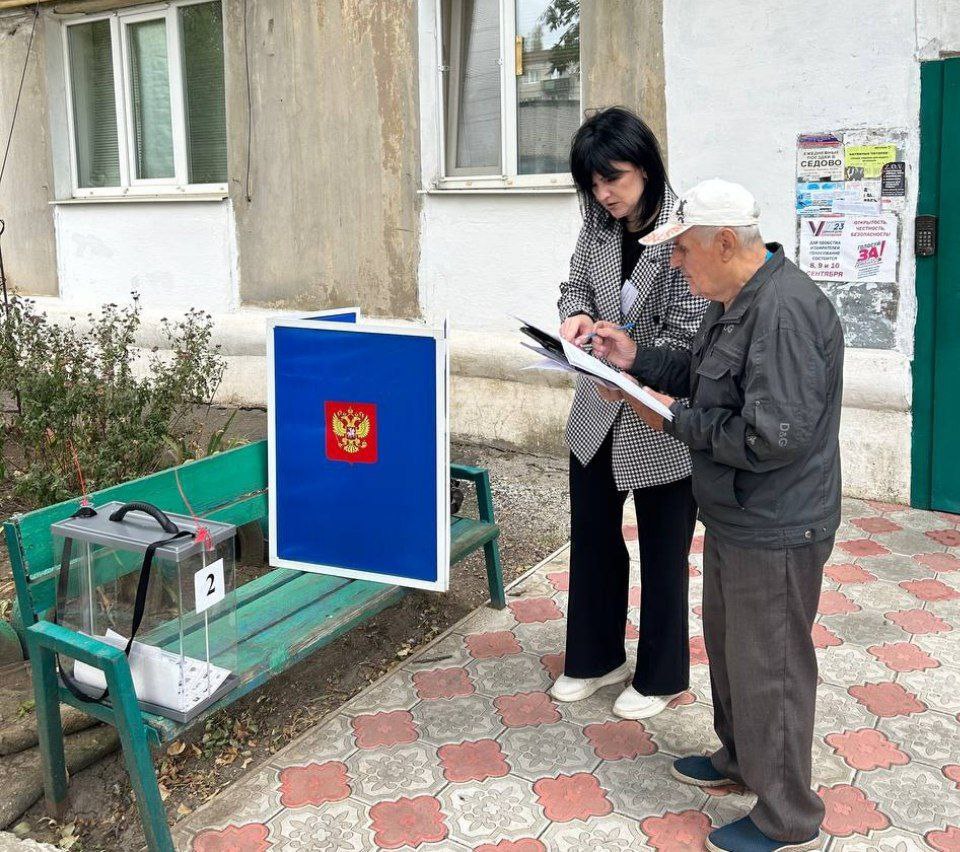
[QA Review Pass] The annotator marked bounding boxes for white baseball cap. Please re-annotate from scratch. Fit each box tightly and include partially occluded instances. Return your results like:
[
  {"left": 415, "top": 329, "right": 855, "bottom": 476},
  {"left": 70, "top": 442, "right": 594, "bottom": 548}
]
[{"left": 640, "top": 179, "right": 761, "bottom": 246}]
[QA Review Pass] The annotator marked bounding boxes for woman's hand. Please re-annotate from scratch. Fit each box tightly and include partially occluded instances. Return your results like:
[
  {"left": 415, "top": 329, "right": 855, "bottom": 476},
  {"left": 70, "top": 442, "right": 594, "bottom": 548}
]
[
  {"left": 581, "top": 322, "right": 638, "bottom": 368},
  {"left": 560, "top": 313, "right": 594, "bottom": 343}
]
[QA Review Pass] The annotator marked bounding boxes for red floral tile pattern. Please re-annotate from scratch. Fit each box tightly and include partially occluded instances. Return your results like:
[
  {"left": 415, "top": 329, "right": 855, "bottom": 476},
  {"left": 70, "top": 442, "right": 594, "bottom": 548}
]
[
  {"left": 545, "top": 571, "right": 569, "bottom": 591},
  {"left": 927, "top": 826, "right": 960, "bottom": 852},
  {"left": 640, "top": 810, "right": 713, "bottom": 850},
  {"left": 812, "top": 623, "right": 843, "bottom": 649},
  {"left": 622, "top": 523, "right": 638, "bottom": 541},
  {"left": 688, "top": 564, "right": 701, "bottom": 577},
  {"left": 413, "top": 666, "right": 475, "bottom": 700},
  {"left": 689, "top": 635, "right": 709, "bottom": 665},
  {"left": 819, "top": 590, "right": 861, "bottom": 616},
  {"left": 475, "top": 841, "right": 546, "bottom": 852},
  {"left": 625, "top": 621, "right": 640, "bottom": 640},
  {"left": 438, "top": 739, "right": 509, "bottom": 783},
  {"left": 868, "top": 642, "right": 939, "bottom": 672},
  {"left": 629, "top": 586, "right": 642, "bottom": 607},
  {"left": 668, "top": 691, "right": 696, "bottom": 709},
  {"left": 943, "top": 765, "right": 960, "bottom": 789},
  {"left": 352, "top": 710, "right": 418, "bottom": 749},
  {"left": 278, "top": 761, "right": 349, "bottom": 808},
  {"left": 926, "top": 528, "right": 960, "bottom": 547},
  {"left": 886, "top": 609, "right": 952, "bottom": 634},
  {"left": 533, "top": 772, "right": 612, "bottom": 822},
  {"left": 825, "top": 728, "right": 910, "bottom": 771},
  {"left": 851, "top": 516, "right": 902, "bottom": 534},
  {"left": 369, "top": 795, "right": 447, "bottom": 849},
  {"left": 915, "top": 552, "right": 960, "bottom": 572},
  {"left": 540, "top": 653, "right": 565, "bottom": 680},
  {"left": 494, "top": 691, "right": 560, "bottom": 727},
  {"left": 584, "top": 720, "right": 657, "bottom": 760},
  {"left": 819, "top": 784, "right": 890, "bottom": 837},
  {"left": 839, "top": 539, "right": 891, "bottom": 558},
  {"left": 848, "top": 682, "right": 926, "bottom": 717},
  {"left": 509, "top": 598, "right": 563, "bottom": 624},
  {"left": 901, "top": 579, "right": 960, "bottom": 602},
  {"left": 690, "top": 534, "right": 704, "bottom": 554},
  {"left": 193, "top": 824, "right": 270, "bottom": 852},
  {"left": 466, "top": 631, "right": 522, "bottom": 660},
  {"left": 826, "top": 563, "right": 877, "bottom": 584}
]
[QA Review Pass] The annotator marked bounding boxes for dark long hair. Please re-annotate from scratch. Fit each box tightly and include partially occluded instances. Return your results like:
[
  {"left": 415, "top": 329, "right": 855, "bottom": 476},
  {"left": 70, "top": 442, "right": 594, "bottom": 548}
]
[{"left": 569, "top": 107, "right": 669, "bottom": 228}]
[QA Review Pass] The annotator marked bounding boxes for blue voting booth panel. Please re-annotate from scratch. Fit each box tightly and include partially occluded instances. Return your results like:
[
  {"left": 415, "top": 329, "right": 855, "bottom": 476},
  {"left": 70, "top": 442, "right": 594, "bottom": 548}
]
[{"left": 268, "top": 318, "right": 448, "bottom": 591}]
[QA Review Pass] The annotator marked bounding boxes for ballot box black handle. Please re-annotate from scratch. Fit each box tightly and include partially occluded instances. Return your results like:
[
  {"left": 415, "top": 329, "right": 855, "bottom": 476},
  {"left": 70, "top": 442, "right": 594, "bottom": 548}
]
[{"left": 108, "top": 501, "right": 180, "bottom": 535}]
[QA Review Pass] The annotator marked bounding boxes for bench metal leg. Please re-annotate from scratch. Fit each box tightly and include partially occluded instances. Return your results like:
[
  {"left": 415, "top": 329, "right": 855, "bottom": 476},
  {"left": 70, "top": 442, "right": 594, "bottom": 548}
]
[
  {"left": 103, "top": 661, "right": 174, "bottom": 852},
  {"left": 474, "top": 471, "right": 506, "bottom": 609},
  {"left": 483, "top": 538, "right": 506, "bottom": 609},
  {"left": 28, "top": 639, "right": 70, "bottom": 818}
]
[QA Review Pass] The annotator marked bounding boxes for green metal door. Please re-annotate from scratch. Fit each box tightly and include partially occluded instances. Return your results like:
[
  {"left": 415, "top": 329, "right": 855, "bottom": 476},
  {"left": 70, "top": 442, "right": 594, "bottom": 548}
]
[{"left": 914, "top": 59, "right": 960, "bottom": 511}]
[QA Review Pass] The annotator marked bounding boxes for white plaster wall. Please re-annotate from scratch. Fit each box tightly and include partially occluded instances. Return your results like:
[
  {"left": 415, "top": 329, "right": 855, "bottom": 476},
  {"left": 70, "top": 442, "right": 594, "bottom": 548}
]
[
  {"left": 663, "top": 0, "right": 921, "bottom": 357},
  {"left": 418, "top": 193, "right": 583, "bottom": 331},
  {"left": 54, "top": 200, "right": 240, "bottom": 313},
  {"left": 415, "top": 0, "right": 585, "bottom": 333}
]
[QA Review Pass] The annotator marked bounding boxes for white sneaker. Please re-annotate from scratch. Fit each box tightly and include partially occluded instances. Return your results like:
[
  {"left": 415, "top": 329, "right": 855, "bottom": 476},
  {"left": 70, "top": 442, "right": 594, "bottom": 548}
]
[
  {"left": 549, "top": 662, "right": 632, "bottom": 703},
  {"left": 613, "top": 686, "right": 680, "bottom": 720}
]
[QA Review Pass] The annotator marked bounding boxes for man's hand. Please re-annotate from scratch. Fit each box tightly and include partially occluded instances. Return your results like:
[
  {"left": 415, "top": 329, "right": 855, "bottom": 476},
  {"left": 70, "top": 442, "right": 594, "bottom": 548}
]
[
  {"left": 619, "top": 374, "right": 674, "bottom": 432},
  {"left": 594, "top": 383, "right": 623, "bottom": 404},
  {"left": 580, "top": 322, "right": 637, "bottom": 368},
  {"left": 560, "top": 314, "right": 593, "bottom": 343}
]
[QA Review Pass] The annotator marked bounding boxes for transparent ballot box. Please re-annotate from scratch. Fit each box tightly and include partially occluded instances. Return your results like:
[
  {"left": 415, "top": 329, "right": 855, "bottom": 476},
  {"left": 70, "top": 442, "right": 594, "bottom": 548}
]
[{"left": 51, "top": 501, "right": 238, "bottom": 723}]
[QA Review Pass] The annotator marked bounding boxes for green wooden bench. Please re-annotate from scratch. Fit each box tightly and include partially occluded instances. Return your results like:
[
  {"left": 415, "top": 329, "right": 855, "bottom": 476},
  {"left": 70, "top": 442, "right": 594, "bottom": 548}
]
[{"left": 3, "top": 440, "right": 504, "bottom": 852}]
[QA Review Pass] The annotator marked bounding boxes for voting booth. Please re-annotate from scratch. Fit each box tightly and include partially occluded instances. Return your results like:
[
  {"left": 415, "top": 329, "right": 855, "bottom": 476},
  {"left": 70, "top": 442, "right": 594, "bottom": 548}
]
[{"left": 267, "top": 309, "right": 450, "bottom": 591}]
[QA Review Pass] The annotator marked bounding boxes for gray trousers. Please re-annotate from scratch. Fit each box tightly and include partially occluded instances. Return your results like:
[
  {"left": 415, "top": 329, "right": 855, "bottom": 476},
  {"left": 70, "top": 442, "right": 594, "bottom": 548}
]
[{"left": 703, "top": 531, "right": 833, "bottom": 842}]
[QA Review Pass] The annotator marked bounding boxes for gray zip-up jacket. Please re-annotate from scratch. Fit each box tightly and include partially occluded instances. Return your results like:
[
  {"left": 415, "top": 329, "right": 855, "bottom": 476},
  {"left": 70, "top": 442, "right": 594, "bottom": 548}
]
[{"left": 630, "top": 245, "right": 844, "bottom": 549}]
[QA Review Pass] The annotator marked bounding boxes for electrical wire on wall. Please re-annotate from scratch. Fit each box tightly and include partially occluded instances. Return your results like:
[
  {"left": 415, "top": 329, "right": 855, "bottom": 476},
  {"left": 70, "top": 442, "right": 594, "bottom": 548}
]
[{"left": 243, "top": 0, "right": 254, "bottom": 203}]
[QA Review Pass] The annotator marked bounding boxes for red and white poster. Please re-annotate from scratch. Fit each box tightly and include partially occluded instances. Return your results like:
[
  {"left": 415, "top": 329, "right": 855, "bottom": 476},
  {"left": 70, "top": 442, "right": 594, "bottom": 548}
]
[{"left": 799, "top": 214, "right": 898, "bottom": 283}]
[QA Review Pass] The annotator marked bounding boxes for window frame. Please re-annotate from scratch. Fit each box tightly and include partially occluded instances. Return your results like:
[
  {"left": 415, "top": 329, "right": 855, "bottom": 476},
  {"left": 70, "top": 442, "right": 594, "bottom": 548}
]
[
  {"left": 434, "top": 0, "right": 578, "bottom": 191},
  {"left": 61, "top": 0, "right": 227, "bottom": 200}
]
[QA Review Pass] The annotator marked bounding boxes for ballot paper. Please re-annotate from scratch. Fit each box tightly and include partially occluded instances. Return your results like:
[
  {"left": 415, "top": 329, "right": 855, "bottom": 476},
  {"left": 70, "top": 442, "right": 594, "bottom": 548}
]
[
  {"left": 561, "top": 338, "right": 674, "bottom": 421},
  {"left": 72, "top": 629, "right": 233, "bottom": 720}
]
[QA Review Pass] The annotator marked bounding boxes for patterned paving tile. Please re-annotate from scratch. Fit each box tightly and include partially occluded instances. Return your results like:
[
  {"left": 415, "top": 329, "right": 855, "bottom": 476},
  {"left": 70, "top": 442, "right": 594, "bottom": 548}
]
[
  {"left": 498, "top": 720, "right": 599, "bottom": 781},
  {"left": 438, "top": 775, "right": 549, "bottom": 846},
  {"left": 857, "top": 763, "right": 960, "bottom": 836},
  {"left": 177, "top": 498, "right": 960, "bottom": 852},
  {"left": 595, "top": 751, "right": 708, "bottom": 820}
]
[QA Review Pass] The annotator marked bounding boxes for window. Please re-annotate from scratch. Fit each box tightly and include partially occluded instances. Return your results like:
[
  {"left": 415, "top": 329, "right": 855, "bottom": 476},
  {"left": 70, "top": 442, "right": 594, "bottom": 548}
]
[
  {"left": 63, "top": 1, "right": 227, "bottom": 197},
  {"left": 439, "top": 0, "right": 580, "bottom": 188}
]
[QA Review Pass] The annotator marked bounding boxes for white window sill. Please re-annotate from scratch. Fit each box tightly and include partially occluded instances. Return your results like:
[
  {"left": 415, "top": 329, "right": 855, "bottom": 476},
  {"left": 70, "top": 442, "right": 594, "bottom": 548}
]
[
  {"left": 421, "top": 185, "right": 577, "bottom": 196},
  {"left": 52, "top": 193, "right": 229, "bottom": 205}
]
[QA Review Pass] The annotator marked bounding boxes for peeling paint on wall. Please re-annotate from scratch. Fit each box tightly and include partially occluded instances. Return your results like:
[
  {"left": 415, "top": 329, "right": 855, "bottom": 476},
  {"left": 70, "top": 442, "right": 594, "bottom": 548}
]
[{"left": 224, "top": 0, "right": 421, "bottom": 317}]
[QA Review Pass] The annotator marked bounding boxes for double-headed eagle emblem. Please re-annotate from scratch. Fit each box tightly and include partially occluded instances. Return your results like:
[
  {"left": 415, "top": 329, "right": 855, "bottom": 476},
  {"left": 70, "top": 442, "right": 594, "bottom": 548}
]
[{"left": 330, "top": 406, "right": 371, "bottom": 454}]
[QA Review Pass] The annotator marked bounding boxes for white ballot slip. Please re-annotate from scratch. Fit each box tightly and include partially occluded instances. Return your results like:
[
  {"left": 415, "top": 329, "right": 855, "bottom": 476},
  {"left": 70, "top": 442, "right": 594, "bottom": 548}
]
[{"left": 561, "top": 339, "right": 674, "bottom": 421}]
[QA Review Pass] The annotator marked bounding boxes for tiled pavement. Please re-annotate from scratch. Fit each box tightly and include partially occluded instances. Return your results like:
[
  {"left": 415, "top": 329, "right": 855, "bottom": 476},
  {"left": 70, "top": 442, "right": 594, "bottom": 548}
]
[{"left": 177, "top": 497, "right": 960, "bottom": 851}]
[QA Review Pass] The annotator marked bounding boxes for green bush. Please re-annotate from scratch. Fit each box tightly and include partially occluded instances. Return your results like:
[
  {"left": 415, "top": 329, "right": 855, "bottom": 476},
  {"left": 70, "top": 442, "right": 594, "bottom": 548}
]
[{"left": 0, "top": 294, "right": 226, "bottom": 506}]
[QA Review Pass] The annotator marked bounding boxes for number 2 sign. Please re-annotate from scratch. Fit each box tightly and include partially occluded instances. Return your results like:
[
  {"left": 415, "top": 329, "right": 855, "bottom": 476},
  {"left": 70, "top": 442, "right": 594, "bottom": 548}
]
[{"left": 194, "top": 559, "right": 226, "bottom": 614}]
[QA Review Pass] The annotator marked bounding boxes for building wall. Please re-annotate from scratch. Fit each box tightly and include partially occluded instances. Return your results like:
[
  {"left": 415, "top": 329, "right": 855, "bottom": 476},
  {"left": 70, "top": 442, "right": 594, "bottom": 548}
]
[
  {"left": 223, "top": 0, "right": 422, "bottom": 316},
  {"left": 0, "top": 8, "right": 58, "bottom": 295},
  {"left": 417, "top": 0, "right": 667, "bottom": 334}
]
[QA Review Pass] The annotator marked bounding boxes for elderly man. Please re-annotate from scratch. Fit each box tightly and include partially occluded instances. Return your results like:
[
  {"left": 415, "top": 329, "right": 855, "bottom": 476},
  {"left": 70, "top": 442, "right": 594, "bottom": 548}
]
[{"left": 588, "top": 179, "right": 843, "bottom": 852}]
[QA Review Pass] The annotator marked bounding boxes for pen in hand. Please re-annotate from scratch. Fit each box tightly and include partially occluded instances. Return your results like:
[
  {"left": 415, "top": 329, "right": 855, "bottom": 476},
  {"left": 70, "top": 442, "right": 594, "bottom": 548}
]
[{"left": 580, "top": 322, "right": 635, "bottom": 350}]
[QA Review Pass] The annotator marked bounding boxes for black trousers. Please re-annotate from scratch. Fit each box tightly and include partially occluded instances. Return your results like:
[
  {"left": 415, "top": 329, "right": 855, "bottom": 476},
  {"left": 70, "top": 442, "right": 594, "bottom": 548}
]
[{"left": 564, "top": 432, "right": 698, "bottom": 695}]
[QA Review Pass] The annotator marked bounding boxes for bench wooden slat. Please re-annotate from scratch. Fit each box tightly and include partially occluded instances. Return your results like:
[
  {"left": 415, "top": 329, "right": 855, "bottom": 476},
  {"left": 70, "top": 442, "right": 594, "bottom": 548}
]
[
  {"left": 14, "top": 442, "right": 268, "bottom": 580},
  {"left": 450, "top": 517, "right": 499, "bottom": 564},
  {"left": 143, "top": 580, "right": 405, "bottom": 741}
]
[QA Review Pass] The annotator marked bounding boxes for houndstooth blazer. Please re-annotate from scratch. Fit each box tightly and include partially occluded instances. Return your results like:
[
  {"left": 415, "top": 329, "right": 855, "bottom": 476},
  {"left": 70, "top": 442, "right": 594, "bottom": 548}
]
[{"left": 557, "top": 189, "right": 709, "bottom": 490}]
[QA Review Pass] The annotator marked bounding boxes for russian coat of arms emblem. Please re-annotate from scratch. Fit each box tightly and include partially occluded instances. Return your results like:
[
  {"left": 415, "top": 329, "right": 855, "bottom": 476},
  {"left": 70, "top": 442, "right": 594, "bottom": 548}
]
[{"left": 325, "top": 402, "right": 378, "bottom": 463}]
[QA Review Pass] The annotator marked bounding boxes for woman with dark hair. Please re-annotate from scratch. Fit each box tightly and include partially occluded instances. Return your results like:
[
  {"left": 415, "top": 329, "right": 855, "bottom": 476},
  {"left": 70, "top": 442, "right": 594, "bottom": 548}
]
[{"left": 551, "top": 107, "right": 708, "bottom": 719}]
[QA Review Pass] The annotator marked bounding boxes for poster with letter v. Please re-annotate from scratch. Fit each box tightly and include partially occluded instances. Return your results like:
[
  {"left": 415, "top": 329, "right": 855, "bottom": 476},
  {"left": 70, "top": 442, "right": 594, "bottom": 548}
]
[{"left": 267, "top": 309, "right": 450, "bottom": 591}]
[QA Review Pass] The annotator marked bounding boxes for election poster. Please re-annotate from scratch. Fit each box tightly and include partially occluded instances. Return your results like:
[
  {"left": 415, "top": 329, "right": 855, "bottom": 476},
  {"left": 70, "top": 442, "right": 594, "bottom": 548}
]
[{"left": 799, "top": 215, "right": 899, "bottom": 283}]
